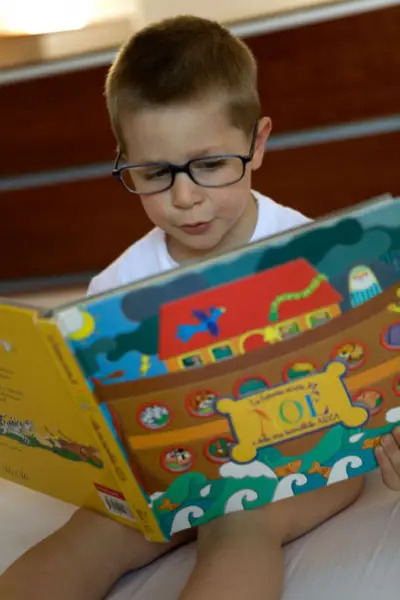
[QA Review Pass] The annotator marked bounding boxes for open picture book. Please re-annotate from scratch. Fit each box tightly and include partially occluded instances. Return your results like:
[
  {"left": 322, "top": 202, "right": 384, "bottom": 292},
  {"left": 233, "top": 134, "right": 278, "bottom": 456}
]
[{"left": 1, "top": 193, "right": 400, "bottom": 542}]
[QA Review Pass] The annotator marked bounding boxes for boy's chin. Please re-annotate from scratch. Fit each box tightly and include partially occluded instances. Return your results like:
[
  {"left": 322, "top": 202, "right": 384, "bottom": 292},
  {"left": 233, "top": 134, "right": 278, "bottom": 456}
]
[
  {"left": 181, "top": 231, "right": 224, "bottom": 253},
  {"left": 168, "top": 230, "right": 225, "bottom": 261}
]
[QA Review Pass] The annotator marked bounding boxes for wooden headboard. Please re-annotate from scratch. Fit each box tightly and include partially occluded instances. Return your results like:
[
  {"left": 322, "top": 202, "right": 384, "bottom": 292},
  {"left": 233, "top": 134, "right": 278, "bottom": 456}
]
[{"left": 1, "top": 4, "right": 399, "bottom": 288}]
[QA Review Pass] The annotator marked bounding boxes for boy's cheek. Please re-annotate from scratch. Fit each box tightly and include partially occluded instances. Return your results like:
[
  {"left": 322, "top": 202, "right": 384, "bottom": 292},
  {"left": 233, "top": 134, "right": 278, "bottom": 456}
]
[{"left": 141, "top": 197, "right": 169, "bottom": 223}]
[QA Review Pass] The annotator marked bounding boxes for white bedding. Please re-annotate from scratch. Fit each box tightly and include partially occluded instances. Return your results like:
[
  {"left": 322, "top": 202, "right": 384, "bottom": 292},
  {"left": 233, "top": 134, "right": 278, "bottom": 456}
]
[{"left": 1, "top": 473, "right": 399, "bottom": 599}]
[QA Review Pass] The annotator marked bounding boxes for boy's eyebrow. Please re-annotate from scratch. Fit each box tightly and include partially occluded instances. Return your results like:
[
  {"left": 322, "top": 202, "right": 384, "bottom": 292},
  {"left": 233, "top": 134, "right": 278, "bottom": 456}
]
[
  {"left": 187, "top": 145, "right": 224, "bottom": 159},
  {"left": 135, "top": 145, "right": 227, "bottom": 165}
]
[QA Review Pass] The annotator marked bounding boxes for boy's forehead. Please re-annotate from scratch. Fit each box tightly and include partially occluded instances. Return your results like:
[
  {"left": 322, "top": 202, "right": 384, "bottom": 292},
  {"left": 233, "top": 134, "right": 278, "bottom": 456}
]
[{"left": 121, "top": 99, "right": 247, "bottom": 163}]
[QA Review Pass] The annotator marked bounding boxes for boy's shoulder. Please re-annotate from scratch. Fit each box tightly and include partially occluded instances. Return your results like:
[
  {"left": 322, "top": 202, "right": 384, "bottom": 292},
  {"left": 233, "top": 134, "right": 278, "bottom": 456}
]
[
  {"left": 87, "top": 227, "right": 174, "bottom": 296},
  {"left": 251, "top": 191, "right": 311, "bottom": 241}
]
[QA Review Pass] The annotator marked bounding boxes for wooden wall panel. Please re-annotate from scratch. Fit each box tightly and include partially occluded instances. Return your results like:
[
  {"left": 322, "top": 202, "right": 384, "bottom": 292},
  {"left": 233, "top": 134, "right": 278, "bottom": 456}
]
[
  {"left": 253, "top": 132, "right": 400, "bottom": 218},
  {"left": 1, "top": 5, "right": 399, "bottom": 287},
  {"left": 1, "top": 68, "right": 114, "bottom": 176},
  {"left": 1, "top": 132, "right": 398, "bottom": 281},
  {"left": 248, "top": 5, "right": 400, "bottom": 132},
  {"left": 1, "top": 5, "right": 399, "bottom": 176},
  {"left": 1, "top": 178, "right": 151, "bottom": 280}
]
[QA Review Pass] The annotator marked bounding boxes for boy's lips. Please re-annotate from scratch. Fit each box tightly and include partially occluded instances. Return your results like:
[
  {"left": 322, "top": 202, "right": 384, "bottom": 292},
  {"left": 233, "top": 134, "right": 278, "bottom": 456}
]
[{"left": 180, "top": 221, "right": 212, "bottom": 235}]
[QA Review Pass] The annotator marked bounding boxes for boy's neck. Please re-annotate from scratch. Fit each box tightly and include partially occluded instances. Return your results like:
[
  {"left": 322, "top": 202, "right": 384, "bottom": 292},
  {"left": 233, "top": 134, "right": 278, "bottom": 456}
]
[{"left": 166, "top": 193, "right": 258, "bottom": 264}]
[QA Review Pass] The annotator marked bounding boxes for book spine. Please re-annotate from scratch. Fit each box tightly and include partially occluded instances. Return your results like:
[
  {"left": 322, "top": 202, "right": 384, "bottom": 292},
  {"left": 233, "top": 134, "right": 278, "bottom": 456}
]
[{"left": 37, "top": 318, "right": 165, "bottom": 542}]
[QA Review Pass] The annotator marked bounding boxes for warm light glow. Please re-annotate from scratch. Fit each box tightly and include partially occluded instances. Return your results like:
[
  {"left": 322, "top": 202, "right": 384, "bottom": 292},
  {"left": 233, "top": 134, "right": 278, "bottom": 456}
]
[{"left": 0, "top": 0, "right": 95, "bottom": 34}]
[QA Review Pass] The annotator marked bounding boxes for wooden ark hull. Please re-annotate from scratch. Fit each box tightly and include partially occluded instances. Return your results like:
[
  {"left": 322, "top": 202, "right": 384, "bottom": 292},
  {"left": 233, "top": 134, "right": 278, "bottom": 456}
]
[{"left": 95, "top": 283, "right": 400, "bottom": 495}]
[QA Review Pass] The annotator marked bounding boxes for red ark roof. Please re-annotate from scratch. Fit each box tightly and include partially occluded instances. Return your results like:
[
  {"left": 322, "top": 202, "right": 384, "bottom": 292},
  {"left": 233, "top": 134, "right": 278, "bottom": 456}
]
[{"left": 158, "top": 258, "right": 342, "bottom": 360}]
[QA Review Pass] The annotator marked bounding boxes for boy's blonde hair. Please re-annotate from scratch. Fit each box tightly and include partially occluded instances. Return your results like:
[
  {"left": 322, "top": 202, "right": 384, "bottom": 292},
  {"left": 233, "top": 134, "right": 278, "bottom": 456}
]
[{"left": 106, "top": 15, "right": 261, "bottom": 153}]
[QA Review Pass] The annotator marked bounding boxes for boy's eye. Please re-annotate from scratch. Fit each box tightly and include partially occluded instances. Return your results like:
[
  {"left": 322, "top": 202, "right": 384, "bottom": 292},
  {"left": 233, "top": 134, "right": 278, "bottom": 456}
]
[
  {"left": 142, "top": 167, "right": 170, "bottom": 180},
  {"left": 194, "top": 158, "right": 227, "bottom": 170}
]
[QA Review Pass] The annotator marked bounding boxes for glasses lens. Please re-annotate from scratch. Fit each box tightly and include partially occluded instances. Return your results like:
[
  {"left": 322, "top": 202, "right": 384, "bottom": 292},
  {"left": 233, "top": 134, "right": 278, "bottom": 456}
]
[
  {"left": 190, "top": 157, "right": 244, "bottom": 187},
  {"left": 120, "top": 164, "right": 173, "bottom": 194}
]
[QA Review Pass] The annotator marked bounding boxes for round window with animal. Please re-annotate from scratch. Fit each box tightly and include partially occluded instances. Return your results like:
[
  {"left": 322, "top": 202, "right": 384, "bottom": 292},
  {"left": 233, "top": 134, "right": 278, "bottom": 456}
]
[
  {"left": 161, "top": 448, "right": 195, "bottom": 472},
  {"left": 331, "top": 342, "right": 367, "bottom": 369},
  {"left": 138, "top": 404, "right": 171, "bottom": 430}
]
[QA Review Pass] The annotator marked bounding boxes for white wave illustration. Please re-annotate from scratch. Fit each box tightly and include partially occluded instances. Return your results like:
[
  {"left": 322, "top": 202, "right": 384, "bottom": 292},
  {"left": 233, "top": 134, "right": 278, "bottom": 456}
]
[
  {"left": 327, "top": 456, "right": 362, "bottom": 485},
  {"left": 225, "top": 490, "right": 258, "bottom": 514},
  {"left": 272, "top": 473, "right": 308, "bottom": 501},
  {"left": 170, "top": 506, "right": 204, "bottom": 535},
  {"left": 386, "top": 407, "right": 400, "bottom": 423},
  {"left": 349, "top": 433, "right": 364, "bottom": 443},
  {"left": 200, "top": 484, "right": 212, "bottom": 497},
  {"left": 220, "top": 460, "right": 277, "bottom": 480},
  {"left": 149, "top": 491, "right": 164, "bottom": 507}
]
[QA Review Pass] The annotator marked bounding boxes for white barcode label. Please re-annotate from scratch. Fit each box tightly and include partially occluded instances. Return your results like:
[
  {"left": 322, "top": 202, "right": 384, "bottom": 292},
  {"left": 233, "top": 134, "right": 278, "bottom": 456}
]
[{"left": 95, "top": 484, "right": 135, "bottom": 522}]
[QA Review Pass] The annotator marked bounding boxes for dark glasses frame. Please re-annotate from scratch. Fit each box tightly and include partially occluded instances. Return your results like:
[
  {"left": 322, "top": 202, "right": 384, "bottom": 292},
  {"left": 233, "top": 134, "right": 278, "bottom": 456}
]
[{"left": 111, "top": 122, "right": 259, "bottom": 195}]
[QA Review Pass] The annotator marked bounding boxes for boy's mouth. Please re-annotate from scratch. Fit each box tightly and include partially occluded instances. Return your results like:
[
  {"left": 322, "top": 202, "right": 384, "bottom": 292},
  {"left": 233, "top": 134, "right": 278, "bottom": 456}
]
[{"left": 180, "top": 221, "right": 212, "bottom": 235}]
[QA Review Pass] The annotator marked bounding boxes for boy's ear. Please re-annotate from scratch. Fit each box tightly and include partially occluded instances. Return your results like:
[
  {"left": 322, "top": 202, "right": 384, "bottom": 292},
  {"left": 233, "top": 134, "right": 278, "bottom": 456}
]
[{"left": 251, "top": 117, "right": 272, "bottom": 171}]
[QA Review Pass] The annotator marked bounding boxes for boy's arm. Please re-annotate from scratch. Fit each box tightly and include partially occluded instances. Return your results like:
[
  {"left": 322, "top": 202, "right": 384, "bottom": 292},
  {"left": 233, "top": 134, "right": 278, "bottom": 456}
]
[
  {"left": 376, "top": 427, "right": 400, "bottom": 491},
  {"left": 0, "top": 508, "right": 194, "bottom": 600}
]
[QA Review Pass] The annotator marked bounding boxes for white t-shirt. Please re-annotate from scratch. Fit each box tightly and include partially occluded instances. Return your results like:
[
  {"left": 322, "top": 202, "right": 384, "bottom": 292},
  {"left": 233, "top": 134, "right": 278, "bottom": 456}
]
[{"left": 87, "top": 190, "right": 310, "bottom": 296}]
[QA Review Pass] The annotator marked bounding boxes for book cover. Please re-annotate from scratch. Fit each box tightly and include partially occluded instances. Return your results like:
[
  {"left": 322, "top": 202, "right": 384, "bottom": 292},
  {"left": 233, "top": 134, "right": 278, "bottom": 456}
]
[
  {"left": 2, "top": 195, "right": 400, "bottom": 541},
  {"left": 0, "top": 304, "right": 165, "bottom": 540}
]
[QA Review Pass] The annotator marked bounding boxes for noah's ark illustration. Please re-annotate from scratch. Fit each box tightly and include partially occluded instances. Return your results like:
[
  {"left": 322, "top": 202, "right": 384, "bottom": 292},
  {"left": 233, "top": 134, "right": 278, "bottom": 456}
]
[{"left": 92, "top": 260, "right": 400, "bottom": 495}]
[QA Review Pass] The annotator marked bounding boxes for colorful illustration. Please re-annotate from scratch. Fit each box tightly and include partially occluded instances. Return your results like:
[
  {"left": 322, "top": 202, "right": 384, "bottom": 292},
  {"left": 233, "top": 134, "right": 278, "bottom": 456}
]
[
  {"left": 176, "top": 306, "right": 226, "bottom": 342},
  {"left": 57, "top": 306, "right": 96, "bottom": 340},
  {"left": 162, "top": 448, "right": 195, "bottom": 473},
  {"left": 348, "top": 265, "right": 382, "bottom": 307},
  {"left": 138, "top": 404, "right": 171, "bottom": 430},
  {"left": 83, "top": 274, "right": 400, "bottom": 538},
  {"left": 283, "top": 361, "right": 319, "bottom": 381},
  {"left": 0, "top": 414, "right": 103, "bottom": 468},
  {"left": 185, "top": 390, "right": 218, "bottom": 417},
  {"left": 381, "top": 322, "right": 400, "bottom": 349},
  {"left": 331, "top": 342, "right": 367, "bottom": 369},
  {"left": 51, "top": 195, "right": 400, "bottom": 538},
  {"left": 216, "top": 362, "right": 368, "bottom": 463},
  {"left": 234, "top": 376, "right": 269, "bottom": 396},
  {"left": 205, "top": 437, "right": 233, "bottom": 463},
  {"left": 387, "top": 287, "right": 400, "bottom": 313},
  {"left": 268, "top": 273, "right": 329, "bottom": 321},
  {"left": 159, "top": 259, "right": 342, "bottom": 372},
  {"left": 140, "top": 354, "right": 151, "bottom": 376},
  {"left": 4, "top": 194, "right": 400, "bottom": 542},
  {"left": 353, "top": 389, "right": 384, "bottom": 416}
]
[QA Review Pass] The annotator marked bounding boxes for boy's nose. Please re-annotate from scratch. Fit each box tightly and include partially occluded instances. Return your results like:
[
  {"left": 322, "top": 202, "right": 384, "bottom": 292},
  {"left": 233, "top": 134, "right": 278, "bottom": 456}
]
[{"left": 171, "top": 173, "right": 202, "bottom": 209}]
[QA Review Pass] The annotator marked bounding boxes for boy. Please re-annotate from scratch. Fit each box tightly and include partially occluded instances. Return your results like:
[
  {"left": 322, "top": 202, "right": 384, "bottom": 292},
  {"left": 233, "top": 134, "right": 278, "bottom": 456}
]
[{"left": 1, "top": 15, "right": 400, "bottom": 600}]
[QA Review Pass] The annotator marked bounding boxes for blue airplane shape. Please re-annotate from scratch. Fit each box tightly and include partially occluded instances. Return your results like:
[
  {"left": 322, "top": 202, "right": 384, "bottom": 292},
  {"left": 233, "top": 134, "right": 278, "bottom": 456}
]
[{"left": 176, "top": 306, "right": 226, "bottom": 342}]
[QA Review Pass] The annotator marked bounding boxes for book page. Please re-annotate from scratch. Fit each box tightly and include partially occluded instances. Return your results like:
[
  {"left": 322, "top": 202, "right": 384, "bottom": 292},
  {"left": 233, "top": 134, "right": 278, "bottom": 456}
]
[{"left": 45, "top": 194, "right": 400, "bottom": 539}]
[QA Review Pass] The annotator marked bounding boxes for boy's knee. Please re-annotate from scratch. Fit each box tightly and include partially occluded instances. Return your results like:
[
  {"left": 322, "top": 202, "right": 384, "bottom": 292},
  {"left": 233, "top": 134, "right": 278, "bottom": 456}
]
[
  {"left": 262, "top": 475, "right": 365, "bottom": 545},
  {"left": 338, "top": 474, "right": 365, "bottom": 503},
  {"left": 327, "top": 474, "right": 365, "bottom": 511}
]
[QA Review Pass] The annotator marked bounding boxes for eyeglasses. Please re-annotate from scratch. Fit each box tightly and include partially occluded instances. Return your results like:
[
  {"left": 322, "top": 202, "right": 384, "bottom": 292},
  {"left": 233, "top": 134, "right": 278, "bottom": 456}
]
[{"left": 112, "top": 123, "right": 259, "bottom": 195}]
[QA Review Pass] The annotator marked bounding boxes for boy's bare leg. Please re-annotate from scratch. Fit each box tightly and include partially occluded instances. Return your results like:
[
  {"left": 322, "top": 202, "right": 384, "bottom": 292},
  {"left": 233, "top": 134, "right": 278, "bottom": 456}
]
[
  {"left": 0, "top": 477, "right": 364, "bottom": 600},
  {"left": 0, "top": 507, "right": 195, "bottom": 600},
  {"left": 180, "top": 508, "right": 285, "bottom": 600},
  {"left": 179, "top": 476, "right": 364, "bottom": 600}
]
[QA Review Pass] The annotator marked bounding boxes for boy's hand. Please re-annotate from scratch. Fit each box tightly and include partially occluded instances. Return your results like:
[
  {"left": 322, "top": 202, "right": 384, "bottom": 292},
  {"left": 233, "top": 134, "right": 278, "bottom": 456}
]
[{"left": 375, "top": 427, "right": 400, "bottom": 491}]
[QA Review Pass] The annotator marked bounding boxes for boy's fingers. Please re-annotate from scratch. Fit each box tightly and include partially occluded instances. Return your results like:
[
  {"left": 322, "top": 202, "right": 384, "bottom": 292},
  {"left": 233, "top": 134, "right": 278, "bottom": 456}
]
[
  {"left": 393, "top": 426, "right": 400, "bottom": 447},
  {"left": 375, "top": 444, "right": 400, "bottom": 491},
  {"left": 381, "top": 434, "right": 400, "bottom": 473}
]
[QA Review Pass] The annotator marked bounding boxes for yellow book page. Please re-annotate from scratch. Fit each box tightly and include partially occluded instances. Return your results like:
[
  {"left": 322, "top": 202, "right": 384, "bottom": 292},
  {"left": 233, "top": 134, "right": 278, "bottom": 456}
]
[{"left": 0, "top": 304, "right": 165, "bottom": 541}]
